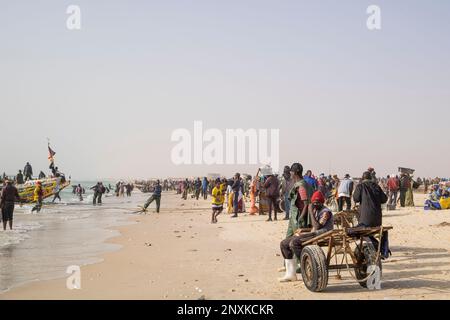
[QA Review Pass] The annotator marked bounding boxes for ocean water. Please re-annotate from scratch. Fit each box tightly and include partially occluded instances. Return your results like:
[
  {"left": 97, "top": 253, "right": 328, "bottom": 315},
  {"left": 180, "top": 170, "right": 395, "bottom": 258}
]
[{"left": 0, "top": 181, "right": 138, "bottom": 293}]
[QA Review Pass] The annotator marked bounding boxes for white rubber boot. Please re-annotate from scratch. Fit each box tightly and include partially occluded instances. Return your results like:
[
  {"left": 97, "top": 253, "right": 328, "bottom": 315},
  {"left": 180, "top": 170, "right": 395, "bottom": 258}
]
[{"left": 278, "top": 259, "right": 297, "bottom": 282}]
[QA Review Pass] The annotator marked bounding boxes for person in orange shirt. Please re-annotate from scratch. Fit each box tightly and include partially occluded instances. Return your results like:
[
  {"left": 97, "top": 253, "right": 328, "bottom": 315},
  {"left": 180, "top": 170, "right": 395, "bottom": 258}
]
[{"left": 249, "top": 176, "right": 259, "bottom": 215}]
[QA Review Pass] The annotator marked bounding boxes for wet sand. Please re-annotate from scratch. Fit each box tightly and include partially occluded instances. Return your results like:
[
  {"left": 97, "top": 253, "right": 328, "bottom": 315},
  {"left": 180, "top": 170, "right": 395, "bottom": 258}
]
[{"left": 1, "top": 191, "right": 450, "bottom": 300}]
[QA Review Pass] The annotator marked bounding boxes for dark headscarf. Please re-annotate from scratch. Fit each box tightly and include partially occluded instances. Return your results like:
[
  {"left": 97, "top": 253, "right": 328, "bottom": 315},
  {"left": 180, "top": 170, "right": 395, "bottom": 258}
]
[
  {"left": 283, "top": 165, "right": 291, "bottom": 180},
  {"left": 362, "top": 171, "right": 372, "bottom": 181}
]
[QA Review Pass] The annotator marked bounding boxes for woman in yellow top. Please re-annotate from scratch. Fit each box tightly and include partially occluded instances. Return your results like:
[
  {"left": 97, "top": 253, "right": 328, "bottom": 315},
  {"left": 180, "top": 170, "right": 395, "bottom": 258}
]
[
  {"left": 211, "top": 180, "right": 225, "bottom": 223},
  {"left": 440, "top": 190, "right": 450, "bottom": 209},
  {"left": 31, "top": 181, "right": 44, "bottom": 213}
]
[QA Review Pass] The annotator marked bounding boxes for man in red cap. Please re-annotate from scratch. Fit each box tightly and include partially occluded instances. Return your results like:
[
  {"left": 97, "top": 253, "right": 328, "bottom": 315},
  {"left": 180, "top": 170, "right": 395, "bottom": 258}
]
[{"left": 278, "top": 190, "right": 333, "bottom": 282}]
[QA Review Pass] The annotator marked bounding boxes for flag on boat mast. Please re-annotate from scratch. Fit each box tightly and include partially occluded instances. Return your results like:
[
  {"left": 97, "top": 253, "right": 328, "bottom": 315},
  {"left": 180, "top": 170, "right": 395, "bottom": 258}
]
[
  {"left": 48, "top": 139, "right": 56, "bottom": 171},
  {"left": 48, "top": 144, "right": 56, "bottom": 162}
]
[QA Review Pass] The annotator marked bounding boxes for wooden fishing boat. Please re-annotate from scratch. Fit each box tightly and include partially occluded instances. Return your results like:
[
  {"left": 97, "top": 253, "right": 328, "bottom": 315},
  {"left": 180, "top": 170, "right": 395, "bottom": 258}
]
[
  {"left": 0, "top": 142, "right": 71, "bottom": 203},
  {"left": 16, "top": 177, "right": 71, "bottom": 203}
]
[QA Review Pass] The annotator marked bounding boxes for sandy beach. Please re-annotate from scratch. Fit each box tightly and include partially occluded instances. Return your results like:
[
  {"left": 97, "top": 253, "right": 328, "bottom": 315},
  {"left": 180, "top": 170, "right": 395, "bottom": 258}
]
[{"left": 1, "top": 191, "right": 450, "bottom": 300}]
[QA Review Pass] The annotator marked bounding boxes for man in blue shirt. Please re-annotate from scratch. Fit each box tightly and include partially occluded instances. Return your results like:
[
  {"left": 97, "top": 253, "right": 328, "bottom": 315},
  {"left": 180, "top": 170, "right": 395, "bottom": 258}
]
[
  {"left": 304, "top": 170, "right": 318, "bottom": 191},
  {"left": 143, "top": 180, "right": 162, "bottom": 213},
  {"left": 202, "top": 177, "right": 209, "bottom": 200}
]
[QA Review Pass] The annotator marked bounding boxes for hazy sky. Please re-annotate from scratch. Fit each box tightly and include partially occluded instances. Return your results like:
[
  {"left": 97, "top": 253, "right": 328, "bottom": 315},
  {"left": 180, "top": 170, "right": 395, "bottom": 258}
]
[{"left": 1, "top": 0, "right": 449, "bottom": 180}]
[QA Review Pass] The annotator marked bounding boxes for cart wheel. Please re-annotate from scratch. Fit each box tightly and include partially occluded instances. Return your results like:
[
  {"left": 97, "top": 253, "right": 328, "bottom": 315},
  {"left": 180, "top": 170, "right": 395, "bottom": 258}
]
[
  {"left": 300, "top": 245, "right": 328, "bottom": 292},
  {"left": 354, "top": 242, "right": 382, "bottom": 288}
]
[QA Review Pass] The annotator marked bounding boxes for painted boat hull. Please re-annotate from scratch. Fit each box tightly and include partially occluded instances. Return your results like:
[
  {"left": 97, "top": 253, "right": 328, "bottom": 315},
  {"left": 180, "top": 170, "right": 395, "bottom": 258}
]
[{"left": 16, "top": 178, "right": 71, "bottom": 203}]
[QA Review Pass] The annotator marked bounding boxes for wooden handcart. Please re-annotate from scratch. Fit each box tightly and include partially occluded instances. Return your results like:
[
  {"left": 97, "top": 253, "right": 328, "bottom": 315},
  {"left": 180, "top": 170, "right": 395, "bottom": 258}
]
[{"left": 297, "top": 213, "right": 392, "bottom": 292}]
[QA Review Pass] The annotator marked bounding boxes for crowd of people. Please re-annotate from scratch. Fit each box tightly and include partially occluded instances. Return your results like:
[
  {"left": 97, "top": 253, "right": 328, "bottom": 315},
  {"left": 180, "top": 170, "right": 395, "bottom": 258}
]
[
  {"left": 3, "top": 160, "right": 450, "bottom": 240},
  {"left": 424, "top": 183, "right": 450, "bottom": 210},
  {"left": 135, "top": 166, "right": 450, "bottom": 221},
  {"left": 114, "top": 181, "right": 134, "bottom": 197},
  {"left": 71, "top": 181, "right": 135, "bottom": 205},
  {"left": 176, "top": 175, "right": 251, "bottom": 219}
]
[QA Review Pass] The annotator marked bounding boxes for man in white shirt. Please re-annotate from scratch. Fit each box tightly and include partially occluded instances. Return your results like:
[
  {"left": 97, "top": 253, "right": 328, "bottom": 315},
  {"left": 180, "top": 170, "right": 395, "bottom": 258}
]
[{"left": 337, "top": 174, "right": 353, "bottom": 211}]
